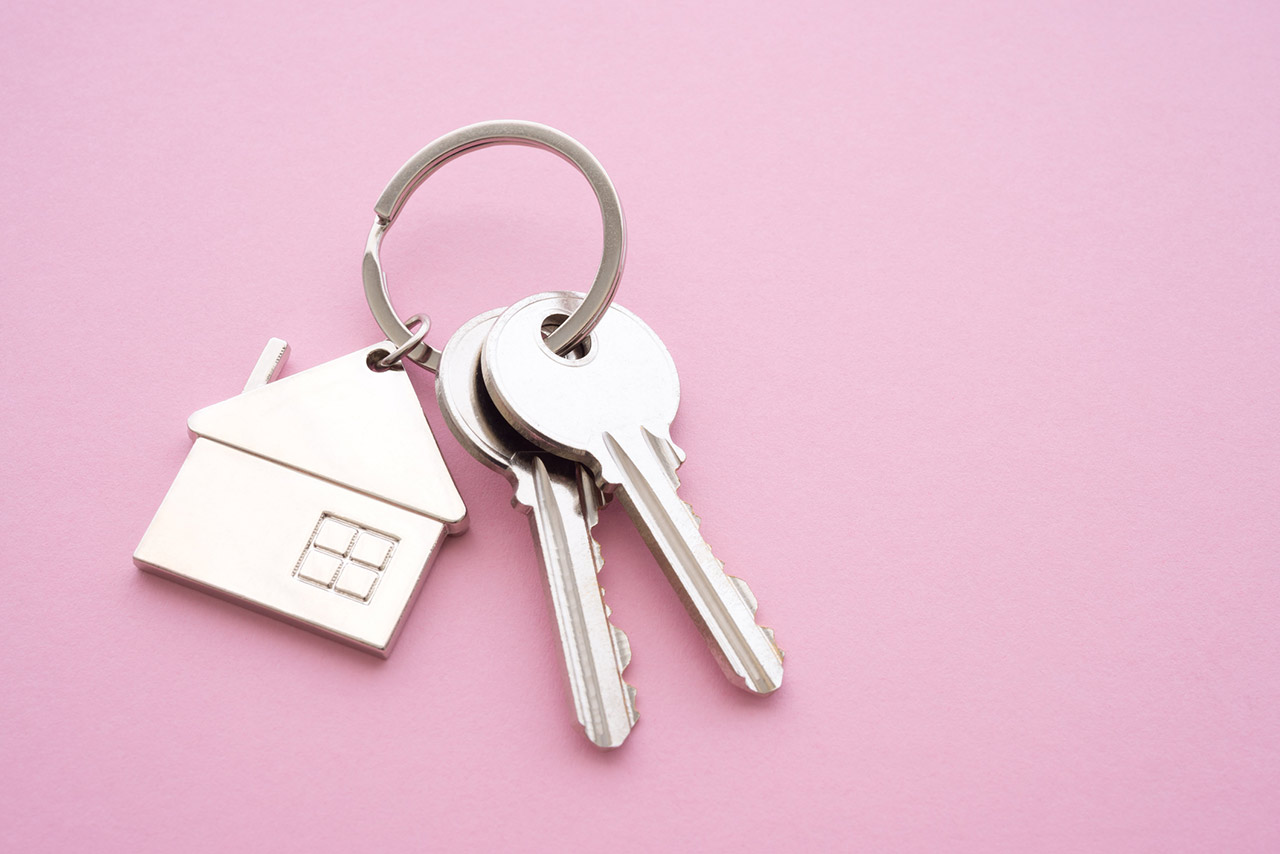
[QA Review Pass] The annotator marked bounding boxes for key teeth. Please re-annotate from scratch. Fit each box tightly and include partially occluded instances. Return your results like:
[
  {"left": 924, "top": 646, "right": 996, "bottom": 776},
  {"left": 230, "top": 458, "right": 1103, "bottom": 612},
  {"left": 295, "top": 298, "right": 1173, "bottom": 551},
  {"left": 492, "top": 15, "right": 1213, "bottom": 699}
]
[
  {"left": 608, "top": 616, "right": 639, "bottom": 727},
  {"left": 763, "top": 626, "right": 784, "bottom": 660},
  {"left": 679, "top": 497, "right": 783, "bottom": 677},
  {"left": 577, "top": 463, "right": 604, "bottom": 528},
  {"left": 624, "top": 682, "right": 639, "bottom": 726},
  {"left": 614, "top": 624, "right": 638, "bottom": 726},
  {"left": 641, "top": 427, "right": 684, "bottom": 490},
  {"left": 582, "top": 469, "right": 606, "bottom": 570},
  {"left": 683, "top": 500, "right": 702, "bottom": 529},
  {"left": 592, "top": 525, "right": 638, "bottom": 728},
  {"left": 611, "top": 624, "right": 632, "bottom": 671},
  {"left": 620, "top": 428, "right": 782, "bottom": 695},
  {"left": 729, "top": 574, "right": 759, "bottom": 615},
  {"left": 730, "top": 571, "right": 785, "bottom": 666}
]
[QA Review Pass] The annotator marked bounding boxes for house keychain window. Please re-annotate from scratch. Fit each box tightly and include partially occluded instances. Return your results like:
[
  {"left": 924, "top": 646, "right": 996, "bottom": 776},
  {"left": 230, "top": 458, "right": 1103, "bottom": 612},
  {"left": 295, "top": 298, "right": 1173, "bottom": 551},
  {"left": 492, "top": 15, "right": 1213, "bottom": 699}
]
[{"left": 294, "top": 514, "right": 399, "bottom": 603}]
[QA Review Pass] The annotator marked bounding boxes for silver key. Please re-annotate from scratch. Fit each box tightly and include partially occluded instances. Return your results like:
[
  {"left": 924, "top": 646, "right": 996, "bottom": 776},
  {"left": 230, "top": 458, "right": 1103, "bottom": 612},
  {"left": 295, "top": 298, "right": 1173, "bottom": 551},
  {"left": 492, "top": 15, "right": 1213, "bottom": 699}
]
[
  {"left": 437, "top": 309, "right": 638, "bottom": 748},
  {"left": 483, "top": 292, "right": 784, "bottom": 695}
]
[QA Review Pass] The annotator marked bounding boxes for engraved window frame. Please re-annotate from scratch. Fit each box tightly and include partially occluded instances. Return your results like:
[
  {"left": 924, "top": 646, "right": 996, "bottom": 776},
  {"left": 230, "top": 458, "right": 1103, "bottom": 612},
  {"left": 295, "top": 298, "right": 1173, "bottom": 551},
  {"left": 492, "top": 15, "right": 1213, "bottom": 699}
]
[{"left": 292, "top": 513, "right": 400, "bottom": 604}]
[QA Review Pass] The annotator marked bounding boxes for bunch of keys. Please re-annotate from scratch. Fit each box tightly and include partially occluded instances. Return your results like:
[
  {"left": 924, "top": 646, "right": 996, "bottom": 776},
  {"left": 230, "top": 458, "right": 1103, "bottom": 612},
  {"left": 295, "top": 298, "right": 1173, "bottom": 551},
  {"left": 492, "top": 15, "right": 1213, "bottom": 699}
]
[{"left": 136, "top": 121, "right": 784, "bottom": 749}]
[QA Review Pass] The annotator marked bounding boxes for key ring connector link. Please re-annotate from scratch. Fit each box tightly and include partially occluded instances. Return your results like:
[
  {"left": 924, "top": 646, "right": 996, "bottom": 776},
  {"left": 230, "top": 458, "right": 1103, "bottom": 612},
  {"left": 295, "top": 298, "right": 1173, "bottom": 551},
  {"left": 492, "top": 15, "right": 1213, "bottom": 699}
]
[
  {"left": 362, "top": 120, "right": 627, "bottom": 372},
  {"left": 375, "top": 314, "right": 430, "bottom": 369}
]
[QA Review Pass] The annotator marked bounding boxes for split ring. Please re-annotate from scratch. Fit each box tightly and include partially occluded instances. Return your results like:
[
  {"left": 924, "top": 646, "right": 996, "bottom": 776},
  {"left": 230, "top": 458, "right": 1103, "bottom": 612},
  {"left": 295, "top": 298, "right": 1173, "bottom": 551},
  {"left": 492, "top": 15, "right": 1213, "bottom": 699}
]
[{"left": 362, "top": 120, "right": 627, "bottom": 372}]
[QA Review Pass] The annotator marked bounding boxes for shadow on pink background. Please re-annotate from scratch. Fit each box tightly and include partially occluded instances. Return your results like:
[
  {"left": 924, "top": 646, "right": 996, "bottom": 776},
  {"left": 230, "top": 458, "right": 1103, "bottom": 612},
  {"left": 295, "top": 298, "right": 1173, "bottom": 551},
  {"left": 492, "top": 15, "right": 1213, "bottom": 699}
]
[{"left": 2, "top": 1, "right": 1277, "bottom": 851}]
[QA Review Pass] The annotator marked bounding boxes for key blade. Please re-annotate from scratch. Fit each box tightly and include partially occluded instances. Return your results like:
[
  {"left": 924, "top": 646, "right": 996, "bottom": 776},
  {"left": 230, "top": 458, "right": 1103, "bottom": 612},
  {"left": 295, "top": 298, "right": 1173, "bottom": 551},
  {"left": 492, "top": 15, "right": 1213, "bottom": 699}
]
[
  {"left": 517, "top": 453, "right": 638, "bottom": 748},
  {"left": 600, "top": 427, "right": 784, "bottom": 695}
]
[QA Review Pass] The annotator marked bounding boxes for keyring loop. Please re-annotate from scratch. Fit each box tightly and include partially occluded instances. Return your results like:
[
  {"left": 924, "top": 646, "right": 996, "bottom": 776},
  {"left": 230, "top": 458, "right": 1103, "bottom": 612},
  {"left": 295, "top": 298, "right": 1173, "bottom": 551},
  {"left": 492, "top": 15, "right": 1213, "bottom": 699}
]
[
  {"left": 362, "top": 120, "right": 627, "bottom": 372},
  {"left": 375, "top": 314, "right": 430, "bottom": 369}
]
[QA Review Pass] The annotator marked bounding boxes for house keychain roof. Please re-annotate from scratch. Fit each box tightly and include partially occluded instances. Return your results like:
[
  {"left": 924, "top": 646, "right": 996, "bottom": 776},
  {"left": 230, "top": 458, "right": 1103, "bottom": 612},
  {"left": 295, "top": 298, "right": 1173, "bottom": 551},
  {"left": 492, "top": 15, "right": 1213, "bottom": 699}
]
[{"left": 188, "top": 343, "right": 466, "bottom": 528}]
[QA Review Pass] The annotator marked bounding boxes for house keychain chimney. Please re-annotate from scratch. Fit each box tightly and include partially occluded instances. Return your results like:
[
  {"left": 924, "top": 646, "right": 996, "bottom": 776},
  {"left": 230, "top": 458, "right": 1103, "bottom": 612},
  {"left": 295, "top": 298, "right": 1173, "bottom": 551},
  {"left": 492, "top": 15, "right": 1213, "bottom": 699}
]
[{"left": 135, "top": 121, "right": 625, "bottom": 659}]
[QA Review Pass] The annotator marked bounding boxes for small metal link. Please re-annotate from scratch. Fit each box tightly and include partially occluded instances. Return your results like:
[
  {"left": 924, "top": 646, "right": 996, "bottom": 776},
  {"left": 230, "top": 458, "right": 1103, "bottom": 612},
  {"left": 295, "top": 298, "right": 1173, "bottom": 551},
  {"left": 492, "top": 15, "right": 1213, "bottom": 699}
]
[{"left": 375, "top": 314, "right": 430, "bottom": 369}]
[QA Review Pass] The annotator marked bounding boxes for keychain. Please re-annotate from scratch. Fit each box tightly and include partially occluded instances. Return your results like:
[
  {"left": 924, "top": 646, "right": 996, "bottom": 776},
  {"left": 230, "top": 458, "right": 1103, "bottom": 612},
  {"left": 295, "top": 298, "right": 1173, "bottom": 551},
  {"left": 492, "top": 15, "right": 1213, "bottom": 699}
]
[{"left": 136, "top": 121, "right": 782, "bottom": 747}]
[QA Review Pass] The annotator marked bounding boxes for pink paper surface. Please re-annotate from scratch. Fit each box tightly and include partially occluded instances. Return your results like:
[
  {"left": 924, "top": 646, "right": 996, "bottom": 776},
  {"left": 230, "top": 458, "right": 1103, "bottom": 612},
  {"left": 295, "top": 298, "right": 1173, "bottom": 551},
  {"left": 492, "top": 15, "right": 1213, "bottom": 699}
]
[{"left": 2, "top": 1, "right": 1278, "bottom": 850}]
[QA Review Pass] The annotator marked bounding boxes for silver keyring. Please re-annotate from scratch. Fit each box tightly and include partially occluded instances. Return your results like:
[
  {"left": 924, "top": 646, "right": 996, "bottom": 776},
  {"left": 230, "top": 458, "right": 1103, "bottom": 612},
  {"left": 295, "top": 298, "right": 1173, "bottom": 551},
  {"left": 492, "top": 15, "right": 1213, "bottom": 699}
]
[{"left": 363, "top": 120, "right": 627, "bottom": 372}]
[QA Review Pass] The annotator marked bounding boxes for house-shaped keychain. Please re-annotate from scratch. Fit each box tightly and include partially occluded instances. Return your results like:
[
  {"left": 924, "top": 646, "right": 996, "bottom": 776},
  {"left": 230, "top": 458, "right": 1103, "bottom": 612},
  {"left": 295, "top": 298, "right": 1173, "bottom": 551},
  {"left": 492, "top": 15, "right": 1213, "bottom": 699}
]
[{"left": 135, "top": 338, "right": 467, "bottom": 656}]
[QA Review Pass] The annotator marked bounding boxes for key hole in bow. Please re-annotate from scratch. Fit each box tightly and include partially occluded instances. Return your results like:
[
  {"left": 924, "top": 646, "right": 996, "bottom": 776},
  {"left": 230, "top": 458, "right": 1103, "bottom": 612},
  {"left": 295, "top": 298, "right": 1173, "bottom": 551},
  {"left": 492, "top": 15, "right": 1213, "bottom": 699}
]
[{"left": 541, "top": 313, "right": 593, "bottom": 362}]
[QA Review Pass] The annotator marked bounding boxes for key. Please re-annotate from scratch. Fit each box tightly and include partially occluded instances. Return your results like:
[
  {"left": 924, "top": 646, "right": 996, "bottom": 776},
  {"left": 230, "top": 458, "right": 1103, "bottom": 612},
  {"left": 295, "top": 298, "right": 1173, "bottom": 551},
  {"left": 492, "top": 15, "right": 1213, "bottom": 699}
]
[
  {"left": 483, "top": 292, "right": 784, "bottom": 695},
  {"left": 436, "top": 309, "right": 638, "bottom": 748}
]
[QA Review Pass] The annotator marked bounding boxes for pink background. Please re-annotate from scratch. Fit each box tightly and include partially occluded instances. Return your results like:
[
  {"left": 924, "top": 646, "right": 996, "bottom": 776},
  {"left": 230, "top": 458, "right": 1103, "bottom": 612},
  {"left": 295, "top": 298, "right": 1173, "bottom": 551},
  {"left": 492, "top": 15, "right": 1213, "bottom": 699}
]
[{"left": 2, "top": 1, "right": 1278, "bottom": 851}]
